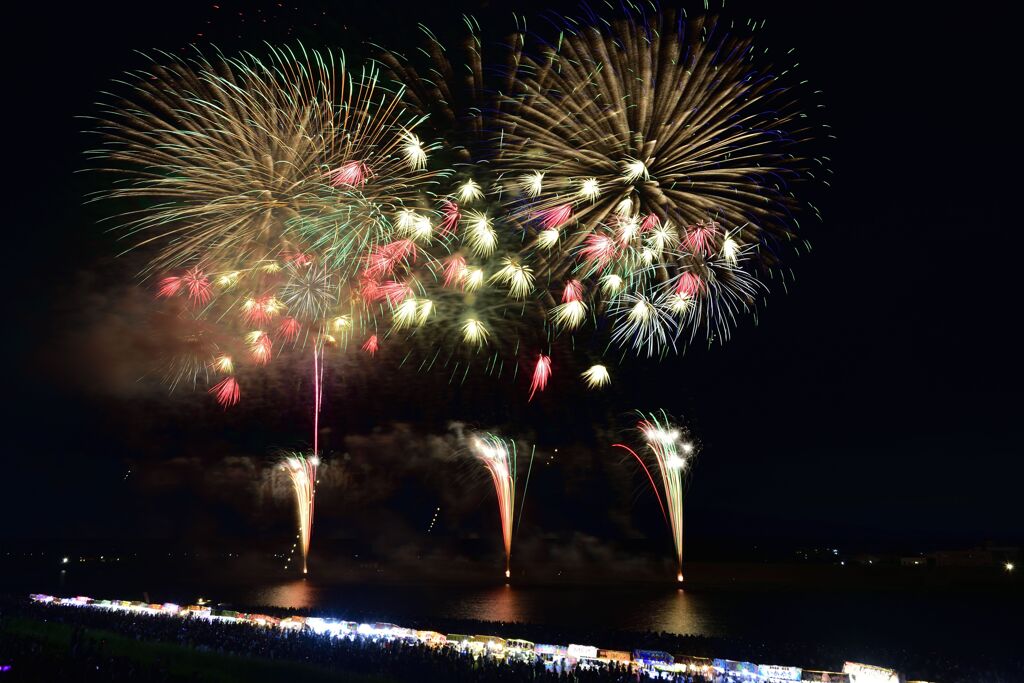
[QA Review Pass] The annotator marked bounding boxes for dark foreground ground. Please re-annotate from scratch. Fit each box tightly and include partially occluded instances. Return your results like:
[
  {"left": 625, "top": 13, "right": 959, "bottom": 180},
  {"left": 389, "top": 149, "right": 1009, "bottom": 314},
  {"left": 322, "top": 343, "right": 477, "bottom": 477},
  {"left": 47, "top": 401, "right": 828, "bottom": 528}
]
[
  {"left": 0, "top": 614, "right": 383, "bottom": 682},
  {"left": 2, "top": 595, "right": 1022, "bottom": 682}
]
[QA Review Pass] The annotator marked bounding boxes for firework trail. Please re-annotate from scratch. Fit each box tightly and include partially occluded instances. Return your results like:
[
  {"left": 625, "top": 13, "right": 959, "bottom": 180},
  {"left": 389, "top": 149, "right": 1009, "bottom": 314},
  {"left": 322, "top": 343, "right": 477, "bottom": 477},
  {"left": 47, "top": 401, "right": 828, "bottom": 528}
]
[
  {"left": 614, "top": 410, "right": 699, "bottom": 582},
  {"left": 312, "top": 344, "right": 325, "bottom": 456},
  {"left": 469, "top": 432, "right": 534, "bottom": 579}
]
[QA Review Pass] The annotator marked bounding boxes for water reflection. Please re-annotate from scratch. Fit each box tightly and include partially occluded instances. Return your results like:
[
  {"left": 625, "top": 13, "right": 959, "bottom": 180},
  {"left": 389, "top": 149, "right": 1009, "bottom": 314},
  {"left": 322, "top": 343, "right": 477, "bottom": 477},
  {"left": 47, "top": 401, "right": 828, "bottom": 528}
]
[
  {"left": 428, "top": 585, "right": 717, "bottom": 637},
  {"left": 634, "top": 589, "right": 719, "bottom": 636},
  {"left": 254, "top": 579, "right": 320, "bottom": 610},
  {"left": 447, "top": 585, "right": 527, "bottom": 624},
  {"left": 244, "top": 583, "right": 711, "bottom": 635}
]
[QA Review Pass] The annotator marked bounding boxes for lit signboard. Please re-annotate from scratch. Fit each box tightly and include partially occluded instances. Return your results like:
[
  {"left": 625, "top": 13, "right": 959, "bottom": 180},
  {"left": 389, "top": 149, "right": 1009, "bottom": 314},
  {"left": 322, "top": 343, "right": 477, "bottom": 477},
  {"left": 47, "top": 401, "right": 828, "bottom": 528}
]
[
  {"left": 635, "top": 650, "right": 674, "bottom": 666},
  {"left": 759, "top": 664, "right": 803, "bottom": 681},
  {"left": 567, "top": 644, "right": 598, "bottom": 659},
  {"left": 843, "top": 662, "right": 901, "bottom": 683}
]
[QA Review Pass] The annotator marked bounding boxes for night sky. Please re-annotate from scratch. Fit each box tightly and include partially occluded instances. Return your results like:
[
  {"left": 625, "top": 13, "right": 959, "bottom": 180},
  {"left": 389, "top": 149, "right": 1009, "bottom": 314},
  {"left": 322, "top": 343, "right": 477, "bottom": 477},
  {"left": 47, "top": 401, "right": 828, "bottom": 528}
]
[{"left": 2, "top": 1, "right": 1018, "bottom": 575}]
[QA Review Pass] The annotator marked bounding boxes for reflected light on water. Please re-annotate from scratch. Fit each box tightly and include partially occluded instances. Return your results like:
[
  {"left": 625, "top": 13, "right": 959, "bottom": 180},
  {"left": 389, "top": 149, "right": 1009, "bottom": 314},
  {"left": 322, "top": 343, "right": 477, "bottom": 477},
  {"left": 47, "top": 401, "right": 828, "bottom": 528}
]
[
  {"left": 243, "top": 583, "right": 715, "bottom": 638},
  {"left": 634, "top": 589, "right": 719, "bottom": 637},
  {"left": 448, "top": 585, "right": 527, "bottom": 624},
  {"left": 254, "top": 580, "right": 320, "bottom": 610}
]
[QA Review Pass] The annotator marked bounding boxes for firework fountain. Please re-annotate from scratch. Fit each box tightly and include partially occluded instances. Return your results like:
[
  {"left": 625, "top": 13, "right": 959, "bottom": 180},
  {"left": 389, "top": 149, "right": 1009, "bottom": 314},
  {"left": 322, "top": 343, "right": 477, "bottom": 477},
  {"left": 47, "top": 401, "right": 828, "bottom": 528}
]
[
  {"left": 615, "top": 411, "right": 699, "bottom": 582},
  {"left": 469, "top": 433, "right": 535, "bottom": 579},
  {"left": 280, "top": 343, "right": 326, "bottom": 575}
]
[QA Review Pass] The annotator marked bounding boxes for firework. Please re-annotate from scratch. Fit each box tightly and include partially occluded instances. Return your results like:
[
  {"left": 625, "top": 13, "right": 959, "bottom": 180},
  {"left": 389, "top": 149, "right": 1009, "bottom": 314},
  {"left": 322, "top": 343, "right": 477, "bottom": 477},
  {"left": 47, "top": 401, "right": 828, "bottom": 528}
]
[
  {"left": 498, "top": 9, "right": 823, "bottom": 353},
  {"left": 208, "top": 376, "right": 240, "bottom": 408},
  {"left": 581, "top": 364, "right": 610, "bottom": 389},
  {"left": 470, "top": 433, "right": 534, "bottom": 579},
  {"left": 90, "top": 45, "right": 437, "bottom": 282},
  {"left": 157, "top": 267, "right": 212, "bottom": 306},
  {"left": 614, "top": 411, "right": 699, "bottom": 582},
  {"left": 98, "top": 10, "right": 822, "bottom": 416},
  {"left": 372, "top": 20, "right": 565, "bottom": 386},
  {"left": 491, "top": 258, "right": 535, "bottom": 300},
  {"left": 376, "top": 19, "right": 524, "bottom": 162},
  {"left": 362, "top": 334, "right": 379, "bottom": 356},
  {"left": 608, "top": 293, "right": 678, "bottom": 358},
  {"left": 461, "top": 318, "right": 489, "bottom": 347},
  {"left": 279, "top": 263, "right": 339, "bottom": 324},
  {"left": 528, "top": 355, "right": 552, "bottom": 401},
  {"left": 90, "top": 44, "right": 458, "bottom": 413}
]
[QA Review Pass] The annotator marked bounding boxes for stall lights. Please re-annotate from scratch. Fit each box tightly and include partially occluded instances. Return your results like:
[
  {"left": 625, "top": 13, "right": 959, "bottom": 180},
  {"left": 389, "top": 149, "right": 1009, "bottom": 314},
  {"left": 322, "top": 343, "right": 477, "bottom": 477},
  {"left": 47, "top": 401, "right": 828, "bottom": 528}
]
[{"left": 29, "top": 593, "right": 911, "bottom": 681}]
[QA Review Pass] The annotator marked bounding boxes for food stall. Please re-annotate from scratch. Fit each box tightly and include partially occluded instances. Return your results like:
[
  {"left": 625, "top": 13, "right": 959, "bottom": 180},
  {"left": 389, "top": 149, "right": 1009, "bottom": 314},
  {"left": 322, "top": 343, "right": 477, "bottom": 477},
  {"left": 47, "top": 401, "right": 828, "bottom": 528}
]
[
  {"left": 634, "top": 650, "right": 675, "bottom": 669},
  {"left": 673, "top": 655, "right": 714, "bottom": 677},
  {"left": 446, "top": 634, "right": 471, "bottom": 652},
  {"left": 468, "top": 635, "right": 506, "bottom": 657},
  {"left": 535, "top": 643, "right": 570, "bottom": 671},
  {"left": 597, "top": 649, "right": 632, "bottom": 666},
  {"left": 279, "top": 615, "right": 307, "bottom": 630},
  {"left": 567, "top": 643, "right": 600, "bottom": 669},
  {"left": 415, "top": 630, "right": 447, "bottom": 647},
  {"left": 712, "top": 658, "right": 761, "bottom": 680},
  {"left": 506, "top": 638, "right": 537, "bottom": 661},
  {"left": 800, "top": 671, "right": 850, "bottom": 682}
]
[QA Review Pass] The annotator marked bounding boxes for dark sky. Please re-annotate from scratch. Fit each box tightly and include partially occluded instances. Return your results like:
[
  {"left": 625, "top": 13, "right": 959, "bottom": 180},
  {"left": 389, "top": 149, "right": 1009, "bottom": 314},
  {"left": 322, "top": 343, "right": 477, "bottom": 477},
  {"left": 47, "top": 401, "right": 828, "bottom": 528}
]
[{"left": 2, "top": 1, "right": 1018, "bottom": 573}]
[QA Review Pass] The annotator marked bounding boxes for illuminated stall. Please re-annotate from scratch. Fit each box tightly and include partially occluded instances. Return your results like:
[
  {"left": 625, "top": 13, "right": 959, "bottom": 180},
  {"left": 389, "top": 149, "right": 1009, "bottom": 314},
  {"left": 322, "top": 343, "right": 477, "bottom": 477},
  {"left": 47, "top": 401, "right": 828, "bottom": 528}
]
[
  {"left": 280, "top": 615, "right": 307, "bottom": 630},
  {"left": 246, "top": 614, "right": 279, "bottom": 628},
  {"left": 535, "top": 643, "right": 570, "bottom": 671},
  {"left": 415, "top": 630, "right": 447, "bottom": 647},
  {"left": 506, "top": 638, "right": 537, "bottom": 661},
  {"left": 467, "top": 635, "right": 505, "bottom": 657},
  {"left": 29, "top": 592, "right": 916, "bottom": 683},
  {"left": 446, "top": 634, "right": 471, "bottom": 652},
  {"left": 567, "top": 643, "right": 600, "bottom": 669},
  {"left": 181, "top": 605, "right": 211, "bottom": 618},
  {"left": 800, "top": 671, "right": 850, "bottom": 682},
  {"left": 305, "top": 617, "right": 352, "bottom": 636},
  {"left": 673, "top": 655, "right": 714, "bottom": 676},
  {"left": 712, "top": 658, "right": 761, "bottom": 679},
  {"left": 634, "top": 650, "right": 675, "bottom": 668},
  {"left": 598, "top": 649, "right": 632, "bottom": 666}
]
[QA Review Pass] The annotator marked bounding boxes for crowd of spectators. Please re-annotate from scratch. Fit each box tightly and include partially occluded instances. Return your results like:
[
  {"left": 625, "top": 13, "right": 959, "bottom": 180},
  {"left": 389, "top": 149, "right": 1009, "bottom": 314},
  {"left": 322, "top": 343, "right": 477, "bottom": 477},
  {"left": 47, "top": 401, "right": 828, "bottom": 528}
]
[
  {"left": 0, "top": 626, "right": 177, "bottom": 681},
  {"left": 365, "top": 608, "right": 1022, "bottom": 682},
  {"left": 2, "top": 596, "right": 1021, "bottom": 683}
]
